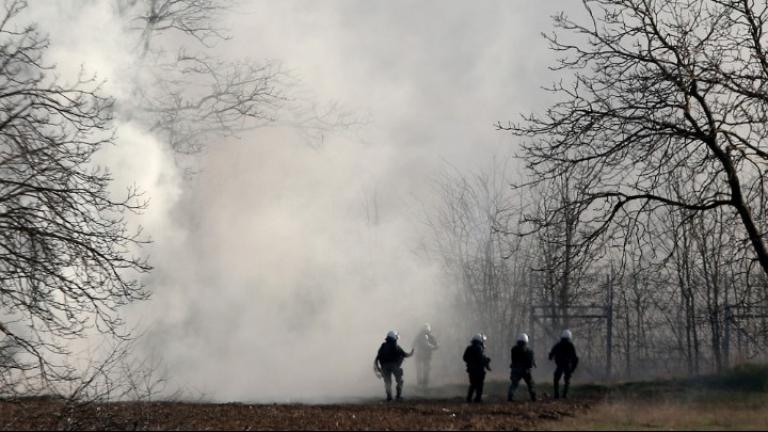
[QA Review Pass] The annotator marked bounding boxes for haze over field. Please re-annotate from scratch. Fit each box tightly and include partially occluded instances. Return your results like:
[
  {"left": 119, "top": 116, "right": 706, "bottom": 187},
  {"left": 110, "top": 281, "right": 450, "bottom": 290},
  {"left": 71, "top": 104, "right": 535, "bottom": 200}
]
[
  {"left": 20, "top": 1, "right": 583, "bottom": 401},
  {"left": 5, "top": 5, "right": 768, "bottom": 432}
]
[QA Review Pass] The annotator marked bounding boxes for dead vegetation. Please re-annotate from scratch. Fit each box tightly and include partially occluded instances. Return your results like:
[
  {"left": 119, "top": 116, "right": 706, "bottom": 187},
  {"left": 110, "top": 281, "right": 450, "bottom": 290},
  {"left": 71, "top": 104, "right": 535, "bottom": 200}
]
[
  {"left": 540, "top": 364, "right": 768, "bottom": 431},
  {"left": 545, "top": 396, "right": 768, "bottom": 431}
]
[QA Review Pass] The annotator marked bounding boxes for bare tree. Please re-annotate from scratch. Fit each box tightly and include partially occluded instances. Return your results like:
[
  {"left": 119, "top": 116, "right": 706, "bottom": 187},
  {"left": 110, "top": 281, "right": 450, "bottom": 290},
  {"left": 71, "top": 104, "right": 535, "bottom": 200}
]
[
  {"left": 500, "top": 0, "right": 768, "bottom": 282},
  {"left": 0, "top": 0, "right": 149, "bottom": 392}
]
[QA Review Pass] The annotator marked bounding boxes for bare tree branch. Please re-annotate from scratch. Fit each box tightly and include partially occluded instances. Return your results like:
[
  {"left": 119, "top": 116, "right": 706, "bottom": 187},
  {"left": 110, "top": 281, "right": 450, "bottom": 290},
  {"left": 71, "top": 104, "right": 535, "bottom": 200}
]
[
  {"left": 0, "top": 0, "right": 150, "bottom": 393},
  {"left": 502, "top": 0, "right": 768, "bottom": 280}
]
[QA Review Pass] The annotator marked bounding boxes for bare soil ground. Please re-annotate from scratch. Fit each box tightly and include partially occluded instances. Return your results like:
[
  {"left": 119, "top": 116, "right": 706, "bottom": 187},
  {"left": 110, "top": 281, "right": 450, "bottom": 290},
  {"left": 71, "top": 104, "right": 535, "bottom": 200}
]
[
  {"left": 2, "top": 366, "right": 767, "bottom": 431},
  {"left": 0, "top": 395, "right": 592, "bottom": 431}
]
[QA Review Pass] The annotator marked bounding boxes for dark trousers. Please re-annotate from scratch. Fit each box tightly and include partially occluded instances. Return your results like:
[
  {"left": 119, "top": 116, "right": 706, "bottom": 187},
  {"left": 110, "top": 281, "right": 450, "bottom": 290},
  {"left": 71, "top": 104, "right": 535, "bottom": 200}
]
[
  {"left": 508, "top": 368, "right": 536, "bottom": 401},
  {"left": 553, "top": 366, "right": 572, "bottom": 399},
  {"left": 467, "top": 371, "right": 485, "bottom": 402},
  {"left": 416, "top": 356, "right": 431, "bottom": 387},
  {"left": 382, "top": 364, "right": 404, "bottom": 400}
]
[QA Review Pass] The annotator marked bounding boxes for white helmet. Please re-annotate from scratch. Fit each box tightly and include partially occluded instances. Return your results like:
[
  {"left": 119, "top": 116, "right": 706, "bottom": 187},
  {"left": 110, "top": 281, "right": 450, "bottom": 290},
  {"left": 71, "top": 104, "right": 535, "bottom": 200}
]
[
  {"left": 386, "top": 330, "right": 399, "bottom": 341},
  {"left": 517, "top": 333, "right": 529, "bottom": 344},
  {"left": 561, "top": 329, "right": 572, "bottom": 340},
  {"left": 471, "top": 333, "right": 487, "bottom": 344}
]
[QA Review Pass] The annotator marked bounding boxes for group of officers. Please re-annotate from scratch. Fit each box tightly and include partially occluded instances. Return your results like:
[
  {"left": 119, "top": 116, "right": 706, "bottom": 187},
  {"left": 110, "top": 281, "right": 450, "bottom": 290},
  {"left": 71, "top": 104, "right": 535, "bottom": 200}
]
[{"left": 373, "top": 324, "right": 579, "bottom": 403}]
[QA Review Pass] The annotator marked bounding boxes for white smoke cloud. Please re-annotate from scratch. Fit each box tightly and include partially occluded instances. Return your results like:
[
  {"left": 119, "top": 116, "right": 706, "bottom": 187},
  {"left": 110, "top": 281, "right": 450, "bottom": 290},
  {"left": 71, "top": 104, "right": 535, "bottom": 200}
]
[
  {"left": 26, "top": 0, "right": 582, "bottom": 402},
  {"left": 133, "top": 128, "right": 448, "bottom": 401}
]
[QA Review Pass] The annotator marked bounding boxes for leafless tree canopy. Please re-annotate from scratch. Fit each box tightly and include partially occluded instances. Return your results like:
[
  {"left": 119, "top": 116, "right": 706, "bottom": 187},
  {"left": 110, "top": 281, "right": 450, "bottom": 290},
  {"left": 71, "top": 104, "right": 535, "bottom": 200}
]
[
  {"left": 138, "top": 52, "right": 288, "bottom": 155},
  {"left": 116, "top": 0, "right": 356, "bottom": 159},
  {"left": 0, "top": 0, "right": 149, "bottom": 392},
  {"left": 500, "top": 0, "right": 768, "bottom": 280},
  {"left": 118, "top": 0, "right": 231, "bottom": 52}
]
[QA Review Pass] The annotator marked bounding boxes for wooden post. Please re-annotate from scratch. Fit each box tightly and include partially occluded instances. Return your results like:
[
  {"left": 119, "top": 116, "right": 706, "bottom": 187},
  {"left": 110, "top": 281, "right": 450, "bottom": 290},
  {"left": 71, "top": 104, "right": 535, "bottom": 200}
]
[
  {"left": 723, "top": 305, "right": 731, "bottom": 370},
  {"left": 606, "top": 274, "right": 614, "bottom": 381},
  {"left": 529, "top": 305, "right": 536, "bottom": 354}
]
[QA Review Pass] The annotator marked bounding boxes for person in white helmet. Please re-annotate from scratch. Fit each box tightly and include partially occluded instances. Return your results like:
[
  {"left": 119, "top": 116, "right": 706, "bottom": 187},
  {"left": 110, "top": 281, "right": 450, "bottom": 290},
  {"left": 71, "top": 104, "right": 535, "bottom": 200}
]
[
  {"left": 413, "top": 323, "right": 439, "bottom": 388},
  {"left": 462, "top": 333, "right": 491, "bottom": 403},
  {"left": 508, "top": 333, "right": 537, "bottom": 402},
  {"left": 548, "top": 329, "right": 579, "bottom": 399},
  {"left": 373, "top": 330, "right": 414, "bottom": 401}
]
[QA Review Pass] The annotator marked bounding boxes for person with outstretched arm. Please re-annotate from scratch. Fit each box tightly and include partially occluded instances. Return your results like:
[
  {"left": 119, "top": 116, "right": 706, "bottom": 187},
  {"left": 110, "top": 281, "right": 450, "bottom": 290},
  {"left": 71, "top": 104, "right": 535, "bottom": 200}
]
[{"left": 373, "top": 330, "right": 414, "bottom": 401}]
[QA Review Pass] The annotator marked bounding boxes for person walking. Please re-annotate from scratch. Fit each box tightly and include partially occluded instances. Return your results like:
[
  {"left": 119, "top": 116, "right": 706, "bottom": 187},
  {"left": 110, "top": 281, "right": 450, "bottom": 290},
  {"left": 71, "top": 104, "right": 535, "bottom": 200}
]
[
  {"left": 462, "top": 333, "right": 491, "bottom": 403},
  {"left": 508, "top": 333, "right": 537, "bottom": 402},
  {"left": 548, "top": 329, "right": 579, "bottom": 399}
]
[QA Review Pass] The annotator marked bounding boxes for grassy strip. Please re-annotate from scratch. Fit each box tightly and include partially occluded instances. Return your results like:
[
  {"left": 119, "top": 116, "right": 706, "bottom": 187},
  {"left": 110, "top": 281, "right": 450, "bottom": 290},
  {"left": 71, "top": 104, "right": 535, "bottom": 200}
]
[{"left": 539, "top": 364, "right": 768, "bottom": 431}]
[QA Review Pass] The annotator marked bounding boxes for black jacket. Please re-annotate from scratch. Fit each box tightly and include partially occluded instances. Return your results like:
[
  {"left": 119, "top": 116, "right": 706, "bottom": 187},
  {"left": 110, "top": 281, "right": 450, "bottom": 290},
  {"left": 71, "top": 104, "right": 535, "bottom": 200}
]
[
  {"left": 376, "top": 340, "right": 410, "bottom": 367},
  {"left": 510, "top": 342, "right": 536, "bottom": 370},
  {"left": 463, "top": 341, "right": 491, "bottom": 374},
  {"left": 548, "top": 339, "right": 579, "bottom": 370}
]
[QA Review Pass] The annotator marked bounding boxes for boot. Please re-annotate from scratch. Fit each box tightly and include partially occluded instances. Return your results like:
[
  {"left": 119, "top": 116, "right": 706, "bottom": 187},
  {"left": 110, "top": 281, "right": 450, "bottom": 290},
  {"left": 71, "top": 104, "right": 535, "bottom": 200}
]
[
  {"left": 474, "top": 385, "right": 483, "bottom": 403},
  {"left": 553, "top": 381, "right": 560, "bottom": 399},
  {"left": 563, "top": 382, "right": 569, "bottom": 399}
]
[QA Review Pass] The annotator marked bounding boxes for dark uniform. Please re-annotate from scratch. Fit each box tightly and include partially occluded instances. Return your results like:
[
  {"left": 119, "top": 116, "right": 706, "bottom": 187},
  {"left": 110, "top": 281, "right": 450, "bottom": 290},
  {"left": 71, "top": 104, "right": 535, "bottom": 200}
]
[
  {"left": 508, "top": 341, "right": 537, "bottom": 401},
  {"left": 548, "top": 338, "right": 579, "bottom": 399},
  {"left": 413, "top": 329, "right": 438, "bottom": 387},
  {"left": 375, "top": 338, "right": 412, "bottom": 401},
  {"left": 462, "top": 338, "right": 491, "bottom": 403}
]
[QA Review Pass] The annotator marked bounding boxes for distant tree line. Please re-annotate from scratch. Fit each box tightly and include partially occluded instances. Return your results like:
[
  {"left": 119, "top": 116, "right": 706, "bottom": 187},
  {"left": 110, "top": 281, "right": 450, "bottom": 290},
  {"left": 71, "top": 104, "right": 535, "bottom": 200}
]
[{"left": 431, "top": 0, "right": 768, "bottom": 379}]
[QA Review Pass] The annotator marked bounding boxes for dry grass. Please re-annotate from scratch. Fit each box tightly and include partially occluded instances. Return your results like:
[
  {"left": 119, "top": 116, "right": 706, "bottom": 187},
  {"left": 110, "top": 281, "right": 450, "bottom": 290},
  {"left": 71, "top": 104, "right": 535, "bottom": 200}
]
[
  {"left": 541, "top": 391, "right": 768, "bottom": 430},
  {"left": 539, "top": 364, "right": 768, "bottom": 430}
]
